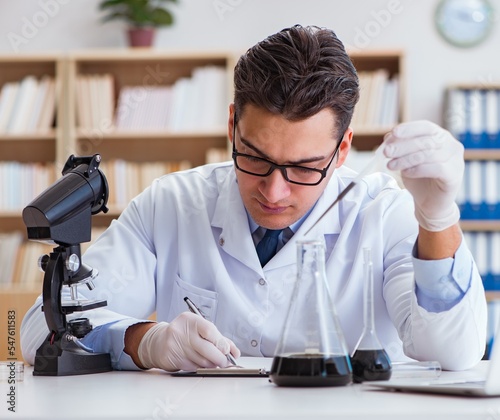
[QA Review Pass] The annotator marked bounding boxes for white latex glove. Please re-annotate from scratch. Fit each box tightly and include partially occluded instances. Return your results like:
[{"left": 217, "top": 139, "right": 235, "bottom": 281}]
[
  {"left": 137, "top": 312, "right": 241, "bottom": 372},
  {"left": 383, "top": 120, "right": 463, "bottom": 232}
]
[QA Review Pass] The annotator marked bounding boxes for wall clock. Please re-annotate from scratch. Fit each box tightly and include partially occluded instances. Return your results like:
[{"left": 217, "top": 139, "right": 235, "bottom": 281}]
[{"left": 435, "top": 0, "right": 494, "bottom": 47}]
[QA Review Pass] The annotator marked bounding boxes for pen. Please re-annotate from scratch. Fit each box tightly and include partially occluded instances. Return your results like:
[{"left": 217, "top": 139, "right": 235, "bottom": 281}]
[{"left": 183, "top": 296, "right": 238, "bottom": 366}]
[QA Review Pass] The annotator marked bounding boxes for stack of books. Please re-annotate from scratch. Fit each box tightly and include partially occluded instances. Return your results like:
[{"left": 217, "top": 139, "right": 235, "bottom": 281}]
[
  {"left": 0, "top": 162, "right": 56, "bottom": 211},
  {"left": 445, "top": 87, "right": 500, "bottom": 149},
  {"left": 0, "top": 159, "right": 197, "bottom": 212},
  {"left": 0, "top": 232, "right": 24, "bottom": 287},
  {"left": 351, "top": 69, "right": 399, "bottom": 130},
  {"left": 457, "top": 161, "right": 500, "bottom": 220},
  {"left": 75, "top": 73, "right": 115, "bottom": 131},
  {"left": 0, "top": 75, "right": 56, "bottom": 134},
  {"left": 98, "top": 159, "right": 192, "bottom": 208},
  {"left": 114, "top": 65, "right": 228, "bottom": 132},
  {"left": 75, "top": 65, "right": 228, "bottom": 133}
]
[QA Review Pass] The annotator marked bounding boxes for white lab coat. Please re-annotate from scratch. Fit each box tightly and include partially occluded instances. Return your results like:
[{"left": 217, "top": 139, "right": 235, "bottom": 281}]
[{"left": 21, "top": 162, "right": 487, "bottom": 370}]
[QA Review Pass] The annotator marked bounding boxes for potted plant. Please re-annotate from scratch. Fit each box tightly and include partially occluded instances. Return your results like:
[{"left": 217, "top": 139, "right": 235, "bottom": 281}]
[{"left": 98, "top": 0, "right": 178, "bottom": 47}]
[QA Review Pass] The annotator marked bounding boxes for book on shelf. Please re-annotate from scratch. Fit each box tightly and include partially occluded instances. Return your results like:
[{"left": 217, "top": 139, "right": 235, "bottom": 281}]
[
  {"left": 99, "top": 159, "right": 192, "bottom": 208},
  {"left": 115, "top": 85, "right": 173, "bottom": 131},
  {"left": 351, "top": 69, "right": 399, "bottom": 130},
  {"left": 0, "top": 82, "right": 19, "bottom": 132},
  {"left": 6, "top": 75, "right": 38, "bottom": 134},
  {"left": 76, "top": 73, "right": 115, "bottom": 131},
  {"left": 0, "top": 232, "right": 23, "bottom": 286},
  {"left": 0, "top": 162, "right": 56, "bottom": 211},
  {"left": 445, "top": 87, "right": 500, "bottom": 149},
  {"left": 26, "top": 75, "right": 47, "bottom": 132},
  {"left": 36, "top": 76, "right": 56, "bottom": 132},
  {"left": 458, "top": 160, "right": 500, "bottom": 220},
  {"left": 379, "top": 75, "right": 399, "bottom": 127},
  {"left": 76, "top": 75, "right": 91, "bottom": 129},
  {"left": 114, "top": 65, "right": 228, "bottom": 132},
  {"left": 0, "top": 75, "right": 56, "bottom": 134}
]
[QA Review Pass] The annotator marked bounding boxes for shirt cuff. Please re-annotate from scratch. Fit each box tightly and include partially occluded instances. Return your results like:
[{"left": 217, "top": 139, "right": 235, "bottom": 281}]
[
  {"left": 80, "top": 318, "right": 152, "bottom": 371},
  {"left": 413, "top": 237, "right": 472, "bottom": 312}
]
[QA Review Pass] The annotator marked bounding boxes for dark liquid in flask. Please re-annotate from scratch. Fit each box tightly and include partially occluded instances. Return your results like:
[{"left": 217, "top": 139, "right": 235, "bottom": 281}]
[
  {"left": 350, "top": 349, "right": 392, "bottom": 383},
  {"left": 269, "top": 353, "right": 352, "bottom": 387}
]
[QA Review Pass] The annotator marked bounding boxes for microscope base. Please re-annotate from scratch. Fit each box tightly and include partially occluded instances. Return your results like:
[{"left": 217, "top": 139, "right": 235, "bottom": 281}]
[{"left": 33, "top": 339, "right": 112, "bottom": 376}]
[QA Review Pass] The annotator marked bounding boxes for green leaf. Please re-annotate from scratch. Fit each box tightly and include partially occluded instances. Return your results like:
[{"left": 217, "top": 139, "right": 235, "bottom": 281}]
[
  {"left": 99, "top": 0, "right": 127, "bottom": 10},
  {"left": 101, "top": 11, "right": 128, "bottom": 23},
  {"left": 98, "top": 0, "right": 177, "bottom": 27},
  {"left": 150, "top": 8, "right": 173, "bottom": 26}
]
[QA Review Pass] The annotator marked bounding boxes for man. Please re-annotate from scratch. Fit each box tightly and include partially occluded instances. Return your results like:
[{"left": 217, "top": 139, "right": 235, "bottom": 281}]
[{"left": 22, "top": 25, "right": 487, "bottom": 372}]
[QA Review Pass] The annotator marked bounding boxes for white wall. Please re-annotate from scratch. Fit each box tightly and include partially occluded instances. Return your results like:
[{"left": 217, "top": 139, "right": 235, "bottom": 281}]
[{"left": 0, "top": 0, "right": 499, "bottom": 123}]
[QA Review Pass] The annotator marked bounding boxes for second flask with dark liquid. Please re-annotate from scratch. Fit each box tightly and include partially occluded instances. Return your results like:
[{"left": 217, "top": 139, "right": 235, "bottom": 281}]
[{"left": 350, "top": 248, "right": 392, "bottom": 383}]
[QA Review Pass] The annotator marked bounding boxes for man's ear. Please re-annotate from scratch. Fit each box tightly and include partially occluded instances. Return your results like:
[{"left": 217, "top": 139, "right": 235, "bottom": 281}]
[
  {"left": 336, "top": 127, "right": 353, "bottom": 168},
  {"left": 228, "top": 104, "right": 235, "bottom": 144}
]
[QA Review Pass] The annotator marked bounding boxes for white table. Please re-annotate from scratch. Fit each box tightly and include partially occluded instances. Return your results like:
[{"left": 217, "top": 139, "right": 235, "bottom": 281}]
[{"left": 3, "top": 358, "right": 500, "bottom": 419}]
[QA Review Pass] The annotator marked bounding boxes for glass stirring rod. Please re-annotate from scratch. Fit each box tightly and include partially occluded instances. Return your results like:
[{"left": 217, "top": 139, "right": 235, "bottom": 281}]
[{"left": 304, "top": 143, "right": 388, "bottom": 237}]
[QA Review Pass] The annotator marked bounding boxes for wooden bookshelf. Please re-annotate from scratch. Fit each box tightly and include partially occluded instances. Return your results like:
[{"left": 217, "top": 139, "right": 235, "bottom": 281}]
[
  {"left": 459, "top": 152, "right": 500, "bottom": 233},
  {"left": 445, "top": 85, "right": 500, "bottom": 296},
  {"left": 0, "top": 49, "right": 234, "bottom": 259},
  {"left": 65, "top": 50, "right": 233, "bottom": 168},
  {"left": 0, "top": 54, "right": 64, "bottom": 164},
  {"left": 464, "top": 150, "right": 500, "bottom": 161},
  {"left": 461, "top": 221, "right": 500, "bottom": 232},
  {"left": 0, "top": 54, "right": 63, "bottom": 237},
  {"left": 0, "top": 54, "right": 63, "bottom": 242},
  {"left": 348, "top": 50, "right": 406, "bottom": 151}
]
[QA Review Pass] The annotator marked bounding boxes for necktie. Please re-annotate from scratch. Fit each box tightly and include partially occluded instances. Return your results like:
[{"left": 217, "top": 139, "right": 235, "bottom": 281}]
[{"left": 256, "top": 229, "right": 283, "bottom": 266}]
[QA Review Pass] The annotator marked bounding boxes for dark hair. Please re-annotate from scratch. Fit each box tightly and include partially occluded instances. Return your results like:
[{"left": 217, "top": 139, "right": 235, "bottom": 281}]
[{"left": 234, "top": 24, "right": 359, "bottom": 138}]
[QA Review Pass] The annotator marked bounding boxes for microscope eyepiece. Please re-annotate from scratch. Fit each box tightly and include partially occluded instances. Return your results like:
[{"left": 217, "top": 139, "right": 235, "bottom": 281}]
[{"left": 22, "top": 154, "right": 109, "bottom": 246}]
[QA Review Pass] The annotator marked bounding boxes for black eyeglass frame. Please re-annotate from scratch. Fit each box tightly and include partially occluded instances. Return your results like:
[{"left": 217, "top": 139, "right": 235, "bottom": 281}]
[{"left": 231, "top": 114, "right": 343, "bottom": 186}]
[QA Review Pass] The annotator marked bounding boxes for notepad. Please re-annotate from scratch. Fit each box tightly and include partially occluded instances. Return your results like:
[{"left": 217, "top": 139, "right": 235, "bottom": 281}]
[
  {"left": 171, "top": 357, "right": 272, "bottom": 377},
  {"left": 172, "top": 367, "right": 269, "bottom": 377}
]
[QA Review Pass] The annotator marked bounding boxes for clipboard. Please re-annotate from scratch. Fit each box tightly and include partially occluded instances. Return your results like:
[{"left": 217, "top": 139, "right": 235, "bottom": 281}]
[{"left": 172, "top": 367, "right": 269, "bottom": 377}]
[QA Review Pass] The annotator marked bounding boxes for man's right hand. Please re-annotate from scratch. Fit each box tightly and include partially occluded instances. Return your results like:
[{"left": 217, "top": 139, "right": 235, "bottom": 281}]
[{"left": 131, "top": 312, "right": 240, "bottom": 372}]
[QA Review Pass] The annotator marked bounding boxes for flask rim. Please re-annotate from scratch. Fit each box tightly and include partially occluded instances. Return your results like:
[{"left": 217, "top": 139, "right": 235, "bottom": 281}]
[{"left": 296, "top": 238, "right": 324, "bottom": 246}]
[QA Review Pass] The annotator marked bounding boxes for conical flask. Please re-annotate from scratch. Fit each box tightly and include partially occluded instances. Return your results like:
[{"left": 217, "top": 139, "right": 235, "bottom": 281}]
[
  {"left": 270, "top": 239, "right": 352, "bottom": 387},
  {"left": 350, "top": 248, "right": 392, "bottom": 382}
]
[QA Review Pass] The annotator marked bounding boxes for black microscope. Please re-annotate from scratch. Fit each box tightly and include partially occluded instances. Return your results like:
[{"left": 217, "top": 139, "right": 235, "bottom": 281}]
[{"left": 22, "top": 154, "right": 112, "bottom": 376}]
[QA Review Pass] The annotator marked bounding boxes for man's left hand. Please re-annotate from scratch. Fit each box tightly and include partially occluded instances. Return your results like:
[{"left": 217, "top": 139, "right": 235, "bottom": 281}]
[{"left": 383, "top": 120, "right": 463, "bottom": 232}]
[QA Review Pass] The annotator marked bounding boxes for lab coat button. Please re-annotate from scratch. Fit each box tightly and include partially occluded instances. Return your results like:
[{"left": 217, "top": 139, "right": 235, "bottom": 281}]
[
  {"left": 250, "top": 339, "right": 258, "bottom": 347},
  {"left": 219, "top": 237, "right": 225, "bottom": 246},
  {"left": 258, "top": 278, "right": 266, "bottom": 286}
]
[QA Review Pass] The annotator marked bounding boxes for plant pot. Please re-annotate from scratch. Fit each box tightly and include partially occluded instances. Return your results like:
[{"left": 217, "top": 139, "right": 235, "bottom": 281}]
[{"left": 127, "top": 27, "right": 156, "bottom": 47}]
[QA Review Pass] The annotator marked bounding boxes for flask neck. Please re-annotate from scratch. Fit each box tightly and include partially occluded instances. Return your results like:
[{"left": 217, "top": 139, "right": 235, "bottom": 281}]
[
  {"left": 297, "top": 240, "right": 326, "bottom": 278},
  {"left": 356, "top": 250, "right": 383, "bottom": 349},
  {"left": 363, "top": 261, "right": 376, "bottom": 331}
]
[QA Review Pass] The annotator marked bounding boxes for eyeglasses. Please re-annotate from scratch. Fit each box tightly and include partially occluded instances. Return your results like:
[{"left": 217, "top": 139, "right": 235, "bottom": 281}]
[{"left": 231, "top": 115, "right": 343, "bottom": 186}]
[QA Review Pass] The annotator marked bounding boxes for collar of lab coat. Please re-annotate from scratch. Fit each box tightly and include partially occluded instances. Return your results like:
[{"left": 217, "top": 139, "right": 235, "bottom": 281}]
[{"left": 211, "top": 167, "right": 346, "bottom": 272}]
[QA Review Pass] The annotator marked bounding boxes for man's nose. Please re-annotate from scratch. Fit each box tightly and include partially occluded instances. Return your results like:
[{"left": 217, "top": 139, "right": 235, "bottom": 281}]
[{"left": 259, "top": 168, "right": 291, "bottom": 203}]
